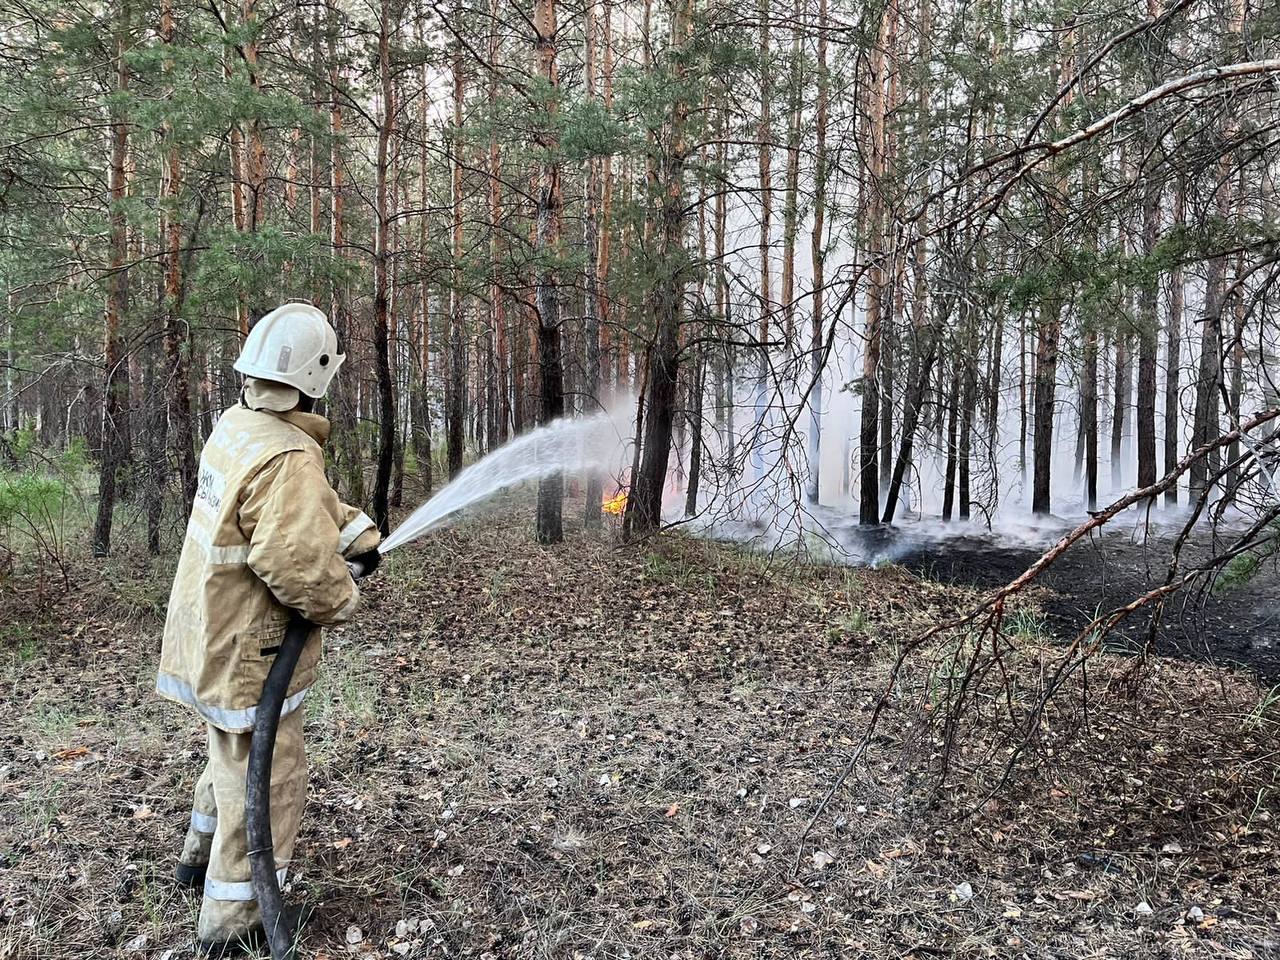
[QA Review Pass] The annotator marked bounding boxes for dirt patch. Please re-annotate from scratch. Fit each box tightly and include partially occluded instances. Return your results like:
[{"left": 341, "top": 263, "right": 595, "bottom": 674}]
[{"left": 2, "top": 509, "right": 1278, "bottom": 959}]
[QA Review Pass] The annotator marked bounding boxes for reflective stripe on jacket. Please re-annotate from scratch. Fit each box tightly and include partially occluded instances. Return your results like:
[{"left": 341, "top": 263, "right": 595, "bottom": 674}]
[{"left": 157, "top": 403, "right": 380, "bottom": 733}]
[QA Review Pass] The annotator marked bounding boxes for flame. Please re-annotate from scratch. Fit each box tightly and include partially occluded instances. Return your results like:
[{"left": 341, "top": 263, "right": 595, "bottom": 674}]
[{"left": 602, "top": 490, "right": 627, "bottom": 515}]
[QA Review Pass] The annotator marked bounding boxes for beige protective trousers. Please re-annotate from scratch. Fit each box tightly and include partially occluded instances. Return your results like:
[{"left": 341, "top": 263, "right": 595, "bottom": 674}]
[{"left": 177, "top": 709, "right": 307, "bottom": 942}]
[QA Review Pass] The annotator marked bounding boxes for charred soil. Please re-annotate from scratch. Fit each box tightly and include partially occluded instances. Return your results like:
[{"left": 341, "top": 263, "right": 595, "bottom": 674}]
[{"left": 884, "top": 519, "right": 1280, "bottom": 681}]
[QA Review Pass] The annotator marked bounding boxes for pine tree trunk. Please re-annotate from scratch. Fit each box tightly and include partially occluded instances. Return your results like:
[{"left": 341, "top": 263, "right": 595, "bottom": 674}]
[
  {"left": 685, "top": 348, "right": 704, "bottom": 517},
  {"left": 715, "top": 126, "right": 731, "bottom": 470},
  {"left": 806, "top": 0, "right": 828, "bottom": 504},
  {"left": 1190, "top": 0, "right": 1242, "bottom": 499},
  {"left": 309, "top": 3, "right": 325, "bottom": 242},
  {"left": 942, "top": 361, "right": 959, "bottom": 521},
  {"left": 583, "top": 0, "right": 604, "bottom": 530},
  {"left": 859, "top": 3, "right": 893, "bottom": 525},
  {"left": 880, "top": 276, "right": 902, "bottom": 497},
  {"left": 370, "top": 0, "right": 396, "bottom": 533},
  {"left": 533, "top": 0, "right": 565, "bottom": 544},
  {"left": 779, "top": 0, "right": 802, "bottom": 353},
  {"left": 1164, "top": 183, "right": 1184, "bottom": 504},
  {"left": 1136, "top": 177, "right": 1160, "bottom": 490},
  {"left": 1112, "top": 332, "right": 1130, "bottom": 490},
  {"left": 1031, "top": 298, "right": 1061, "bottom": 515},
  {"left": 1083, "top": 328, "right": 1099, "bottom": 510},
  {"left": 596, "top": 0, "right": 614, "bottom": 398},
  {"left": 882, "top": 0, "right": 930, "bottom": 523},
  {"left": 624, "top": 0, "right": 692, "bottom": 539},
  {"left": 959, "top": 352, "right": 974, "bottom": 520},
  {"left": 416, "top": 18, "right": 434, "bottom": 495},
  {"left": 877, "top": 8, "right": 901, "bottom": 502},
  {"left": 447, "top": 6, "right": 466, "bottom": 479},
  {"left": 161, "top": 0, "right": 196, "bottom": 508},
  {"left": 1136, "top": 0, "right": 1163, "bottom": 493},
  {"left": 227, "top": 2, "right": 249, "bottom": 340},
  {"left": 1217, "top": 0, "right": 1248, "bottom": 499},
  {"left": 488, "top": 0, "right": 508, "bottom": 446},
  {"left": 92, "top": 6, "right": 130, "bottom": 558},
  {"left": 1190, "top": 278, "right": 1222, "bottom": 502},
  {"left": 3, "top": 301, "right": 18, "bottom": 438},
  {"left": 143, "top": 338, "right": 166, "bottom": 556},
  {"left": 327, "top": 5, "right": 363, "bottom": 503},
  {"left": 390, "top": 164, "right": 407, "bottom": 510},
  {"left": 1030, "top": 25, "right": 1073, "bottom": 517},
  {"left": 413, "top": 293, "right": 433, "bottom": 497},
  {"left": 1018, "top": 314, "right": 1028, "bottom": 484},
  {"left": 752, "top": 0, "right": 773, "bottom": 485}
]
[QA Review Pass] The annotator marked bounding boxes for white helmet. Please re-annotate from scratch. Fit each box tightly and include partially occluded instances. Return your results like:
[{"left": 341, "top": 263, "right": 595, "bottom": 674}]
[{"left": 234, "top": 301, "right": 345, "bottom": 398}]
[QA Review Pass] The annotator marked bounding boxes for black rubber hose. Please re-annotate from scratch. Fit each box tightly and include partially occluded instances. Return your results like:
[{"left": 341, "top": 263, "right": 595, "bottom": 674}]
[{"left": 246, "top": 609, "right": 313, "bottom": 960}]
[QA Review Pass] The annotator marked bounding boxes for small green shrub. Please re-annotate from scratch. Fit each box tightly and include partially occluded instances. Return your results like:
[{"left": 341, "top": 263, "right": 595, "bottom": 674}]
[
  {"left": 0, "top": 471, "right": 70, "bottom": 552},
  {"left": 0, "top": 472, "right": 67, "bottom": 527},
  {"left": 0, "top": 469, "right": 76, "bottom": 580},
  {"left": 1215, "top": 551, "right": 1265, "bottom": 594},
  {"left": 7, "top": 424, "right": 37, "bottom": 461}
]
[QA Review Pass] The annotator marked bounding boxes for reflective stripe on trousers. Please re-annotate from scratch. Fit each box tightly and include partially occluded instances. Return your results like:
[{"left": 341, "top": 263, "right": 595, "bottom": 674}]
[
  {"left": 205, "top": 867, "right": 289, "bottom": 902},
  {"left": 156, "top": 670, "right": 309, "bottom": 734}
]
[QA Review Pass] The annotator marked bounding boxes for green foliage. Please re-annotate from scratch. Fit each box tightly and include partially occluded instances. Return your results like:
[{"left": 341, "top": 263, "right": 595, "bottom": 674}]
[
  {"left": 8, "top": 425, "right": 37, "bottom": 461},
  {"left": 0, "top": 435, "right": 88, "bottom": 570},
  {"left": 0, "top": 472, "right": 68, "bottom": 531},
  {"left": 1005, "top": 607, "right": 1051, "bottom": 643},
  {"left": 1243, "top": 684, "right": 1280, "bottom": 732},
  {"left": 558, "top": 97, "right": 625, "bottom": 163},
  {"left": 1215, "top": 552, "right": 1262, "bottom": 594}
]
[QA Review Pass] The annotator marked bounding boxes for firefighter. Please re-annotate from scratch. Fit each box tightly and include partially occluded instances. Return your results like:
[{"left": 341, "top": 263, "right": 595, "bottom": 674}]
[{"left": 156, "top": 302, "right": 380, "bottom": 954}]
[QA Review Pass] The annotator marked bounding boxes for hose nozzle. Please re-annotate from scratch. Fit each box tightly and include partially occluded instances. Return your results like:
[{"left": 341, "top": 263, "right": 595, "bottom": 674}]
[{"left": 346, "top": 546, "right": 383, "bottom": 581}]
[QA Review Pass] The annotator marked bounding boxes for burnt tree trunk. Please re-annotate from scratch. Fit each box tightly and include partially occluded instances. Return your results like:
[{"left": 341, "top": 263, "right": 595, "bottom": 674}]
[
  {"left": 1082, "top": 326, "right": 1099, "bottom": 510},
  {"left": 942, "top": 358, "right": 959, "bottom": 521},
  {"left": 446, "top": 1, "right": 466, "bottom": 479},
  {"left": 370, "top": 0, "right": 396, "bottom": 534},
  {"left": 1031, "top": 298, "right": 1061, "bottom": 515},
  {"left": 533, "top": 0, "right": 565, "bottom": 544},
  {"left": 623, "top": 0, "right": 692, "bottom": 540},
  {"left": 858, "top": 4, "right": 894, "bottom": 525}
]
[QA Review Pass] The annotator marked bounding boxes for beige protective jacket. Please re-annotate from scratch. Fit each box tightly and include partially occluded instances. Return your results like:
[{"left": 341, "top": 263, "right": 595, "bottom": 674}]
[{"left": 157, "top": 398, "right": 379, "bottom": 733}]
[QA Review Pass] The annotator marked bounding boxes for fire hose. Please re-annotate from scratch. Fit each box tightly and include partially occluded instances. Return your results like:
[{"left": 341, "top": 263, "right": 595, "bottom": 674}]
[
  {"left": 245, "top": 608, "right": 310, "bottom": 960},
  {"left": 247, "top": 558, "right": 375, "bottom": 960}
]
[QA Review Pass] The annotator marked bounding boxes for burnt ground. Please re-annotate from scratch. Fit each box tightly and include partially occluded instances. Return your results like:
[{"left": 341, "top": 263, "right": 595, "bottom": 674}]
[
  {"left": 823, "top": 516, "right": 1280, "bottom": 683},
  {"left": 2, "top": 505, "right": 1279, "bottom": 960}
]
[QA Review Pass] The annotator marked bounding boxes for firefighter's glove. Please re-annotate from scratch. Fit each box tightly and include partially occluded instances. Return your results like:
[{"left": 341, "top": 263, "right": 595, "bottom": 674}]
[{"left": 347, "top": 549, "right": 382, "bottom": 581}]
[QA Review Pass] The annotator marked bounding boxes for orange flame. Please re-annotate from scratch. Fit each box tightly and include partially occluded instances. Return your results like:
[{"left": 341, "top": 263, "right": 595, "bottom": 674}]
[{"left": 602, "top": 490, "right": 627, "bottom": 515}]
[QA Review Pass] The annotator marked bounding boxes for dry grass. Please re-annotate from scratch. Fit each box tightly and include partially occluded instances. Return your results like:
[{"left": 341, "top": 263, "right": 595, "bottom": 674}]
[{"left": 1, "top": 508, "right": 1277, "bottom": 959}]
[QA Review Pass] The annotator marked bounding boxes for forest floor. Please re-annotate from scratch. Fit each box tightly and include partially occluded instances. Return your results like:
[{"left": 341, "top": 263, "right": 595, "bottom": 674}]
[{"left": 2, "top": 502, "right": 1279, "bottom": 960}]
